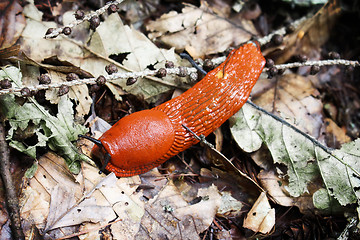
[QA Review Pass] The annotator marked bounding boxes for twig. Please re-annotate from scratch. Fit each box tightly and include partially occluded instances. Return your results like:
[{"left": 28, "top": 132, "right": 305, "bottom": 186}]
[
  {"left": 45, "top": 0, "right": 124, "bottom": 39},
  {"left": 1, "top": 58, "right": 358, "bottom": 96},
  {"left": 257, "top": 17, "right": 308, "bottom": 46},
  {"left": 246, "top": 100, "right": 360, "bottom": 177},
  {"left": 0, "top": 66, "right": 197, "bottom": 96},
  {"left": 271, "top": 59, "right": 360, "bottom": 70},
  {"left": 0, "top": 124, "right": 24, "bottom": 240}
]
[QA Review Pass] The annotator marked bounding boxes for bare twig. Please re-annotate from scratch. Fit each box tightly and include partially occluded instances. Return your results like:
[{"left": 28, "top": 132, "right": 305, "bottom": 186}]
[
  {"left": 0, "top": 124, "right": 24, "bottom": 240},
  {"left": 0, "top": 66, "right": 197, "bottom": 96},
  {"left": 44, "top": 0, "right": 124, "bottom": 39},
  {"left": 271, "top": 59, "right": 360, "bottom": 70},
  {"left": 257, "top": 17, "right": 308, "bottom": 46},
  {"left": 1, "top": 58, "right": 358, "bottom": 96}
]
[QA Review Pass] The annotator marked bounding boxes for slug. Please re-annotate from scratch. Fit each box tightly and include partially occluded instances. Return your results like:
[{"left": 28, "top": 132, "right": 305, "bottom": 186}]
[{"left": 82, "top": 42, "right": 265, "bottom": 177}]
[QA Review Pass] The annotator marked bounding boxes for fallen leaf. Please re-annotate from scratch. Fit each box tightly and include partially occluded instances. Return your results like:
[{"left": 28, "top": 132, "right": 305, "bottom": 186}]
[
  {"left": 20, "top": 2, "right": 184, "bottom": 104},
  {"left": 87, "top": 13, "right": 184, "bottom": 102},
  {"left": 135, "top": 182, "right": 221, "bottom": 239},
  {"left": 257, "top": 170, "right": 294, "bottom": 207},
  {"left": 230, "top": 101, "right": 360, "bottom": 211},
  {"left": 146, "top": 3, "right": 256, "bottom": 58},
  {"left": 253, "top": 74, "right": 325, "bottom": 140},
  {"left": 243, "top": 192, "right": 275, "bottom": 234},
  {"left": 0, "top": 67, "right": 88, "bottom": 173},
  {"left": 324, "top": 118, "right": 351, "bottom": 148},
  {"left": 264, "top": 0, "right": 341, "bottom": 63},
  {"left": 0, "top": 0, "right": 26, "bottom": 49}
]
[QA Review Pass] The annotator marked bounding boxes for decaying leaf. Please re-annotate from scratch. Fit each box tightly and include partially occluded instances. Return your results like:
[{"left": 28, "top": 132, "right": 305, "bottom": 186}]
[
  {"left": 253, "top": 74, "right": 325, "bottom": 140},
  {"left": 264, "top": 0, "right": 341, "bottom": 63},
  {"left": 0, "top": 0, "right": 26, "bottom": 49},
  {"left": 20, "top": 149, "right": 251, "bottom": 239},
  {"left": 20, "top": 2, "right": 184, "bottom": 104},
  {"left": 0, "top": 66, "right": 88, "bottom": 173},
  {"left": 230, "top": 102, "right": 360, "bottom": 212},
  {"left": 243, "top": 192, "right": 275, "bottom": 234},
  {"left": 87, "top": 13, "right": 184, "bottom": 102},
  {"left": 146, "top": 3, "right": 257, "bottom": 58},
  {"left": 324, "top": 118, "right": 351, "bottom": 147}
]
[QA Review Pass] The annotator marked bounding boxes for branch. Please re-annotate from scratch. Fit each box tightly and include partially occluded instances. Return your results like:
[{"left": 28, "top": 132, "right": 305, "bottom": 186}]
[
  {"left": 0, "top": 124, "right": 24, "bottom": 239},
  {"left": 44, "top": 0, "right": 124, "bottom": 39}
]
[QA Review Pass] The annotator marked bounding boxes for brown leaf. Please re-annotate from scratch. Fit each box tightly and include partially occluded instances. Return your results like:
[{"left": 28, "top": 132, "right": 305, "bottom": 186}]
[
  {"left": 243, "top": 192, "right": 275, "bottom": 234},
  {"left": 263, "top": 0, "right": 341, "bottom": 63},
  {"left": 253, "top": 74, "right": 325, "bottom": 140},
  {"left": 146, "top": 3, "right": 257, "bottom": 58},
  {"left": 324, "top": 118, "right": 351, "bottom": 148},
  {"left": 0, "top": 0, "right": 26, "bottom": 49}
]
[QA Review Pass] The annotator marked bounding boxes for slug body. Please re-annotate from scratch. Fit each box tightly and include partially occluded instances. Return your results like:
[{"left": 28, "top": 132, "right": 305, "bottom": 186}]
[{"left": 92, "top": 43, "right": 265, "bottom": 177}]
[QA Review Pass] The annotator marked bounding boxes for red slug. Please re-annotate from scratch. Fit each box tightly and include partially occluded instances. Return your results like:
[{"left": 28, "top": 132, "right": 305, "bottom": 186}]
[{"left": 83, "top": 42, "right": 265, "bottom": 177}]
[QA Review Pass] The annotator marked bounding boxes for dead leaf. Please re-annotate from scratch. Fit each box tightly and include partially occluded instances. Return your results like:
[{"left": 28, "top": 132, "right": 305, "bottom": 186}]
[
  {"left": 243, "top": 192, "right": 275, "bottom": 234},
  {"left": 264, "top": 0, "right": 341, "bottom": 63},
  {"left": 258, "top": 170, "right": 294, "bottom": 207},
  {"left": 135, "top": 182, "right": 220, "bottom": 239},
  {"left": 253, "top": 74, "right": 325, "bottom": 140},
  {"left": 0, "top": 0, "right": 26, "bottom": 49},
  {"left": 230, "top": 101, "right": 360, "bottom": 213},
  {"left": 20, "top": 152, "right": 143, "bottom": 239},
  {"left": 87, "top": 13, "right": 184, "bottom": 102},
  {"left": 146, "top": 3, "right": 257, "bottom": 58},
  {"left": 324, "top": 118, "right": 351, "bottom": 148},
  {"left": 22, "top": 149, "right": 250, "bottom": 239},
  {"left": 20, "top": 2, "right": 184, "bottom": 104}
]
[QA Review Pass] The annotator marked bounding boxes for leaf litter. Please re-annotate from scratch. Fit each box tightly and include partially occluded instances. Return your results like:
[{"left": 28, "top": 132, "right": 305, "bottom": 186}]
[
  {"left": 2, "top": 0, "right": 358, "bottom": 238},
  {"left": 146, "top": 3, "right": 257, "bottom": 58},
  {"left": 20, "top": 2, "right": 185, "bottom": 103},
  {"left": 0, "top": 66, "right": 88, "bottom": 174},
  {"left": 230, "top": 101, "right": 360, "bottom": 213},
  {"left": 20, "top": 150, "right": 254, "bottom": 239}
]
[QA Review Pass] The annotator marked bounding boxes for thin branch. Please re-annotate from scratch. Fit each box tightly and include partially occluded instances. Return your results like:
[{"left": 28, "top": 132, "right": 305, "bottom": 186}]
[
  {"left": 44, "top": 0, "right": 124, "bottom": 39},
  {"left": 257, "top": 17, "right": 308, "bottom": 46},
  {"left": 0, "top": 124, "right": 24, "bottom": 240},
  {"left": 1, "top": 58, "right": 358, "bottom": 95},
  {"left": 272, "top": 59, "right": 360, "bottom": 70},
  {"left": 0, "top": 67, "right": 197, "bottom": 96}
]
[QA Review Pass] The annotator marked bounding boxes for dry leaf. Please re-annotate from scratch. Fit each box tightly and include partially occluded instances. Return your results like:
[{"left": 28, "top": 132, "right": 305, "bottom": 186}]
[
  {"left": 254, "top": 74, "right": 325, "bottom": 140},
  {"left": 87, "top": 13, "right": 184, "bottom": 102},
  {"left": 0, "top": 0, "right": 26, "bottom": 49},
  {"left": 243, "top": 192, "right": 275, "bottom": 234},
  {"left": 258, "top": 170, "right": 294, "bottom": 207},
  {"left": 22, "top": 150, "right": 247, "bottom": 239},
  {"left": 146, "top": 3, "right": 256, "bottom": 58},
  {"left": 324, "top": 118, "right": 351, "bottom": 147},
  {"left": 135, "top": 182, "right": 221, "bottom": 239},
  {"left": 264, "top": 0, "right": 341, "bottom": 63},
  {"left": 20, "top": 2, "right": 182, "bottom": 105}
]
